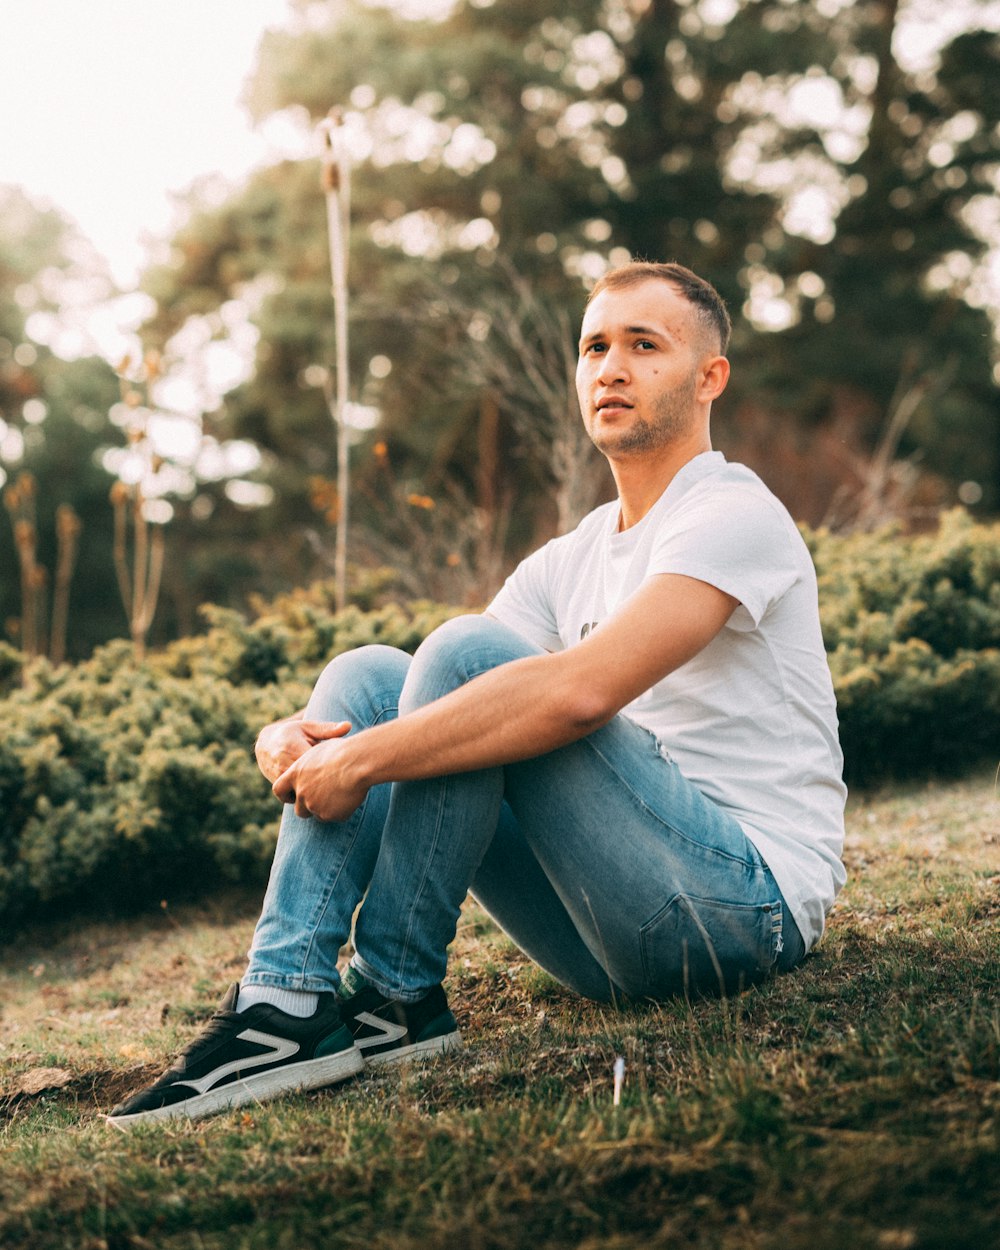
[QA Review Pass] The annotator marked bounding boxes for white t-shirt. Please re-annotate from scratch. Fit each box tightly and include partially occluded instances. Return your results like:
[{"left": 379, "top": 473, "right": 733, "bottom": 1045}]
[{"left": 488, "top": 451, "right": 847, "bottom": 950}]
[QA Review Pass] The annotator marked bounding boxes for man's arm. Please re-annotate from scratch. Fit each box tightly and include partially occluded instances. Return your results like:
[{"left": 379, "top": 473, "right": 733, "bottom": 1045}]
[{"left": 273, "top": 572, "right": 737, "bottom": 821}]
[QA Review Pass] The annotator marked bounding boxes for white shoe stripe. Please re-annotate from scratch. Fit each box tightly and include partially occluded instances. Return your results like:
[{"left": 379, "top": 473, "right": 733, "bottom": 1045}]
[
  {"left": 352, "top": 1011, "right": 409, "bottom": 1050},
  {"left": 172, "top": 1028, "right": 300, "bottom": 1095}
]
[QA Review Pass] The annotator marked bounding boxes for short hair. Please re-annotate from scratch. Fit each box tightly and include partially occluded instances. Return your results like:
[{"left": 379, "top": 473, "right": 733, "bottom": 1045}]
[{"left": 586, "top": 261, "right": 732, "bottom": 354}]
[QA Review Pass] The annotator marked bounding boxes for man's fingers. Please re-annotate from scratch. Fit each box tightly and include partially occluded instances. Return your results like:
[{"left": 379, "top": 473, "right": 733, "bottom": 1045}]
[
  {"left": 301, "top": 720, "right": 351, "bottom": 740},
  {"left": 273, "top": 772, "right": 312, "bottom": 818},
  {"left": 272, "top": 767, "right": 296, "bottom": 804}
]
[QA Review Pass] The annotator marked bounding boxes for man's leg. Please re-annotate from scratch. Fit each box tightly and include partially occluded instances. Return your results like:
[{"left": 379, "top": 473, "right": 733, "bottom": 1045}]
[
  {"left": 350, "top": 615, "right": 802, "bottom": 1004},
  {"left": 471, "top": 802, "right": 626, "bottom": 1002},
  {"left": 107, "top": 644, "right": 412, "bottom": 1127},
  {"left": 349, "top": 615, "right": 518, "bottom": 999},
  {"left": 494, "top": 721, "right": 805, "bottom": 1000},
  {"left": 244, "top": 644, "right": 411, "bottom": 994}
]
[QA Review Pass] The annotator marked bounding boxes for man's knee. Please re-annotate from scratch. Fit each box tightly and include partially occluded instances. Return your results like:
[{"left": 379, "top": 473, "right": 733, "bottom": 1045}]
[
  {"left": 417, "top": 613, "right": 498, "bottom": 660},
  {"left": 402, "top": 614, "right": 534, "bottom": 709},
  {"left": 306, "top": 644, "right": 410, "bottom": 721}
]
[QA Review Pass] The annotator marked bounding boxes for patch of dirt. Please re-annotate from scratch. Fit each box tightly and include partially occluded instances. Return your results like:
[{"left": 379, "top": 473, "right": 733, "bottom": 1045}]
[{"left": 0, "top": 1064, "right": 159, "bottom": 1124}]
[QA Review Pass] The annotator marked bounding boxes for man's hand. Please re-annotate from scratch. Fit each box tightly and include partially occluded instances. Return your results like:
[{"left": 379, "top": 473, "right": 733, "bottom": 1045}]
[
  {"left": 272, "top": 736, "right": 368, "bottom": 823},
  {"left": 254, "top": 717, "right": 351, "bottom": 785}
]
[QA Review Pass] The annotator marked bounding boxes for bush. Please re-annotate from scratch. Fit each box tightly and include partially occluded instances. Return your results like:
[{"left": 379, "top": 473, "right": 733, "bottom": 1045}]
[
  {"left": 812, "top": 509, "right": 1000, "bottom": 784},
  {"left": 0, "top": 594, "right": 461, "bottom": 938},
  {"left": 1, "top": 512, "right": 998, "bottom": 937}
]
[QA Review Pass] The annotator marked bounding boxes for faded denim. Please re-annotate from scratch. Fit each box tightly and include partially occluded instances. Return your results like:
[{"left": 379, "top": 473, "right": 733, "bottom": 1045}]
[{"left": 245, "top": 615, "right": 805, "bottom": 1004}]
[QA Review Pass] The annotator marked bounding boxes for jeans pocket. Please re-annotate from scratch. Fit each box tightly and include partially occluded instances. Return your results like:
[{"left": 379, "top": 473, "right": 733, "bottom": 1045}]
[{"left": 639, "top": 893, "right": 781, "bottom": 999}]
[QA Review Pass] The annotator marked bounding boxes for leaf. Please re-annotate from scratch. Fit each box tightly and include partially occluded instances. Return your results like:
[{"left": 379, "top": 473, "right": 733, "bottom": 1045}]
[{"left": 14, "top": 1066, "right": 73, "bottom": 1095}]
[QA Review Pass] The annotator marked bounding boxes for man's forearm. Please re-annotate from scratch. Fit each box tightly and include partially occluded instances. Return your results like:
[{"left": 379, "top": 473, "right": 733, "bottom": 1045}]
[
  {"left": 278, "top": 575, "right": 737, "bottom": 820},
  {"left": 340, "top": 649, "right": 601, "bottom": 792},
  {"left": 336, "top": 575, "right": 737, "bottom": 794}
]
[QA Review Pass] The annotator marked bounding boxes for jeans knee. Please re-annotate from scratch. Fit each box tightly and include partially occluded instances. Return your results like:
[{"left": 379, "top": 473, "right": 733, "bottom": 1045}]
[
  {"left": 306, "top": 644, "right": 410, "bottom": 722},
  {"left": 402, "top": 614, "right": 535, "bottom": 711},
  {"left": 418, "top": 613, "right": 496, "bottom": 657}
]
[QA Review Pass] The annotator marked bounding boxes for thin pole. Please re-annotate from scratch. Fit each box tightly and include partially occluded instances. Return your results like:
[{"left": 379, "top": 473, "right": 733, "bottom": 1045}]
[{"left": 320, "top": 109, "right": 352, "bottom": 612}]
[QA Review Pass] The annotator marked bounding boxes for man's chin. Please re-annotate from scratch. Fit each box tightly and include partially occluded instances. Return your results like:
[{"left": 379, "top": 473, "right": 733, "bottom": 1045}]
[{"left": 591, "top": 431, "right": 656, "bottom": 458}]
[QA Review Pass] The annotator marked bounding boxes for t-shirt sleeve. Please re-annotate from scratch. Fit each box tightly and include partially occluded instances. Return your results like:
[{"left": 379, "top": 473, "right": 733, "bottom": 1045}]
[
  {"left": 487, "top": 542, "right": 565, "bottom": 652},
  {"left": 645, "top": 486, "right": 802, "bottom": 628}
]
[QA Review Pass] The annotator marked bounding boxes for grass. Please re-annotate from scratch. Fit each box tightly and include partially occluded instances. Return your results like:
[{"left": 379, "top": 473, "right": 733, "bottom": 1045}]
[{"left": 1, "top": 771, "right": 998, "bottom": 1250}]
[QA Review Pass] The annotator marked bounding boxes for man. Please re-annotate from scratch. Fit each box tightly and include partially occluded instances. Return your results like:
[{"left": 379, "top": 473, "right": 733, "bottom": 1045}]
[{"left": 108, "top": 262, "right": 846, "bottom": 1127}]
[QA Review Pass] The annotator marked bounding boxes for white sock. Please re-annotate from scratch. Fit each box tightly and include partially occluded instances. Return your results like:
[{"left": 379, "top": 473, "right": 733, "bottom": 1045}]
[{"left": 238, "top": 984, "right": 319, "bottom": 1018}]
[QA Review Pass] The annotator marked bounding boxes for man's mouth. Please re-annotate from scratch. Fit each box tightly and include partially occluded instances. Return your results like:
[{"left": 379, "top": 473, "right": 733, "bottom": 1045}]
[{"left": 596, "top": 395, "right": 633, "bottom": 414}]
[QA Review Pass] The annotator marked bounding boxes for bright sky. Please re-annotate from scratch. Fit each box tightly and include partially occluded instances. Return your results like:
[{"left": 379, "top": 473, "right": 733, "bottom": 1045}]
[
  {"left": 1, "top": 0, "right": 293, "bottom": 287},
  {"left": 0, "top": 0, "right": 302, "bottom": 495}
]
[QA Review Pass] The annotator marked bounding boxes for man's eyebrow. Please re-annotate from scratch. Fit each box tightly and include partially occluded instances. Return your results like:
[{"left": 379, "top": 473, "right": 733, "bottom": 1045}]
[
  {"left": 579, "top": 323, "right": 669, "bottom": 346},
  {"left": 624, "top": 324, "right": 668, "bottom": 339}
]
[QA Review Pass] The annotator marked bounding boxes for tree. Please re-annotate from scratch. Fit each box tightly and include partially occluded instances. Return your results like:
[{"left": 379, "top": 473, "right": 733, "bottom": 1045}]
[
  {"left": 726, "top": 1, "right": 1000, "bottom": 521},
  {"left": 0, "top": 187, "right": 124, "bottom": 658},
  {"left": 140, "top": 0, "right": 1000, "bottom": 600}
]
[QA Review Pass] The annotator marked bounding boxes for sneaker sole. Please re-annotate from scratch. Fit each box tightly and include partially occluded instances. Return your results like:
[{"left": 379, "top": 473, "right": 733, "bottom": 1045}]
[
  {"left": 106, "top": 1045, "right": 364, "bottom": 1128},
  {"left": 361, "top": 1030, "right": 462, "bottom": 1068}
]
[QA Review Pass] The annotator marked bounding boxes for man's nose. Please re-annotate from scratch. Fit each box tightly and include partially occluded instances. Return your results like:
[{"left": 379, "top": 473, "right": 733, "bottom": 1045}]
[{"left": 596, "top": 345, "right": 629, "bottom": 384}]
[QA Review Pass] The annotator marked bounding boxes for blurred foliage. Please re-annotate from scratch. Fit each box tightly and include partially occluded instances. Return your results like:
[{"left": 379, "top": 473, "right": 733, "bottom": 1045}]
[
  {"left": 812, "top": 507, "right": 1000, "bottom": 783},
  {"left": 142, "top": 0, "right": 1000, "bottom": 549},
  {"left": 2, "top": 513, "right": 999, "bottom": 937},
  {"left": 0, "top": 189, "right": 338, "bottom": 657},
  {"left": 0, "top": 587, "right": 462, "bottom": 938},
  {"left": 3, "top": 2, "right": 1000, "bottom": 667},
  {"left": 0, "top": 187, "right": 124, "bottom": 656}
]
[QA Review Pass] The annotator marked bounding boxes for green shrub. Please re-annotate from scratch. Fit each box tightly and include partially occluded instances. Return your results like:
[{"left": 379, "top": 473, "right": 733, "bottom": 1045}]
[
  {"left": 0, "top": 595, "right": 461, "bottom": 937},
  {"left": 1, "top": 513, "right": 998, "bottom": 937},
  {"left": 813, "top": 509, "right": 1000, "bottom": 783}
]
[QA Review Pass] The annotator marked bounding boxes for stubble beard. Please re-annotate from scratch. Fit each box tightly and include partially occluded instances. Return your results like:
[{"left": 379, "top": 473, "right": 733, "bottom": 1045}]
[{"left": 587, "top": 371, "right": 699, "bottom": 458}]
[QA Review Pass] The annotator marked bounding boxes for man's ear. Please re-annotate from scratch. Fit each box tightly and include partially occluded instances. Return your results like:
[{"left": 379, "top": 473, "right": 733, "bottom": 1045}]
[{"left": 697, "top": 355, "right": 730, "bottom": 403}]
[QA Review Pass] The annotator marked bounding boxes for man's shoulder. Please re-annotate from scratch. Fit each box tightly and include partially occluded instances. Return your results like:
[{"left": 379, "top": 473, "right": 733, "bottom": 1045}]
[
  {"left": 693, "top": 456, "right": 773, "bottom": 497},
  {"left": 682, "top": 459, "right": 796, "bottom": 527},
  {"left": 663, "top": 458, "right": 811, "bottom": 575}
]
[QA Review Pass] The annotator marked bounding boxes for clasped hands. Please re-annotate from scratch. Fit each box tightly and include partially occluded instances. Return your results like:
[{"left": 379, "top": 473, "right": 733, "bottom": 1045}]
[{"left": 255, "top": 717, "right": 369, "bottom": 823}]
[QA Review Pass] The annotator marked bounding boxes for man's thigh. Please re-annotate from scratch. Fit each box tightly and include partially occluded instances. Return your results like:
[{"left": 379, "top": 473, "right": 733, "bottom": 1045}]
[{"left": 501, "top": 715, "right": 787, "bottom": 999}]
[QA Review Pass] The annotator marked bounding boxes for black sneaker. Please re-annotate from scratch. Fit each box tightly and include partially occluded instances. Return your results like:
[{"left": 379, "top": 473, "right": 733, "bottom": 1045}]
[
  {"left": 106, "top": 984, "right": 362, "bottom": 1128},
  {"left": 338, "top": 965, "right": 462, "bottom": 1066}
]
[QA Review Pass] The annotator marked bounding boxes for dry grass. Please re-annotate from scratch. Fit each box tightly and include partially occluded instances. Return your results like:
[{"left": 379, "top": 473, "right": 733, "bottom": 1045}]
[{"left": 1, "top": 771, "right": 998, "bottom": 1249}]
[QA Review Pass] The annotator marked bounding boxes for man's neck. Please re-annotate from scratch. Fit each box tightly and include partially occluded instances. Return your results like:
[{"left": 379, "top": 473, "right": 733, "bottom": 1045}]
[{"left": 609, "top": 434, "right": 713, "bottom": 531}]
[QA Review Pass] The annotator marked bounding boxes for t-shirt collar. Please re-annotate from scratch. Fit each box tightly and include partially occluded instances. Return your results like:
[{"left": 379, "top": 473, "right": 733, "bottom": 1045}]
[{"left": 608, "top": 450, "right": 726, "bottom": 537}]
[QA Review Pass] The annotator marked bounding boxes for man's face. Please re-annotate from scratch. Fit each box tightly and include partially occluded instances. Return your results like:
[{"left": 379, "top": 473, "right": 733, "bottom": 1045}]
[{"left": 576, "top": 279, "right": 714, "bottom": 459}]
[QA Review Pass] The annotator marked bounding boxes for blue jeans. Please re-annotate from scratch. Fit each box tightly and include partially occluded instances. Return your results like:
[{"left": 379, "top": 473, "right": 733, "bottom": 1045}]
[{"left": 245, "top": 615, "right": 805, "bottom": 1004}]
